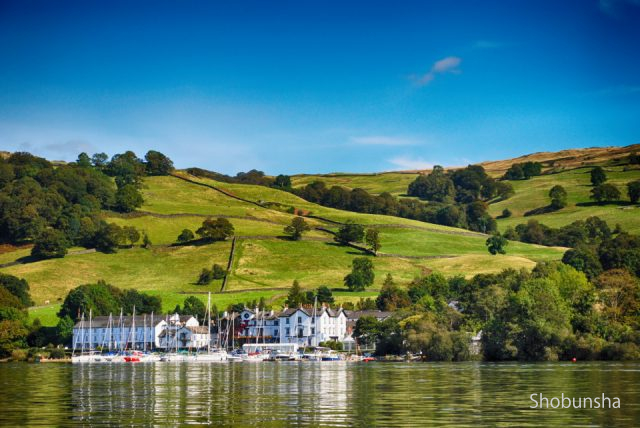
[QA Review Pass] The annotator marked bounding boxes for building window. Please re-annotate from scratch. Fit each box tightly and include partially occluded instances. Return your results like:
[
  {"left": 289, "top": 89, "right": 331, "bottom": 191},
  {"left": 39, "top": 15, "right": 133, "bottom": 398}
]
[
  {"left": 274, "top": 329, "right": 278, "bottom": 336},
  {"left": 311, "top": 318, "right": 315, "bottom": 324},
  {"left": 274, "top": 320, "right": 279, "bottom": 326},
  {"left": 297, "top": 316, "right": 302, "bottom": 323},
  {"left": 286, "top": 318, "right": 290, "bottom": 325},
  {"left": 285, "top": 328, "right": 290, "bottom": 336},
  {"left": 311, "top": 328, "right": 315, "bottom": 335}
]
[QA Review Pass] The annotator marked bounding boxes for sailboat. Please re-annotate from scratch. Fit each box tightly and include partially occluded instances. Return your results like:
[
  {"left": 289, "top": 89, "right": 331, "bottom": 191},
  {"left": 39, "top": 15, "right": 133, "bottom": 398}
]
[
  {"left": 188, "top": 293, "right": 227, "bottom": 362},
  {"left": 71, "top": 309, "right": 102, "bottom": 363}
]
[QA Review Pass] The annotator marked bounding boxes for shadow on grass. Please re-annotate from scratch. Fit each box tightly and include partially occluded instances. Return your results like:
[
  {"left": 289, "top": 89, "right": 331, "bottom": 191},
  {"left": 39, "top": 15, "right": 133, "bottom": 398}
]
[
  {"left": 576, "top": 201, "right": 634, "bottom": 207},
  {"left": 524, "top": 205, "right": 562, "bottom": 216}
]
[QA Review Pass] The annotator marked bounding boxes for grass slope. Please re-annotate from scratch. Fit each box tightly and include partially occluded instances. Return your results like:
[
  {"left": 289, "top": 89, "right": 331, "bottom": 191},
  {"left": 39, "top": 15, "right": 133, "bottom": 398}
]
[
  {"left": 291, "top": 172, "right": 418, "bottom": 196},
  {"left": 0, "top": 172, "right": 568, "bottom": 326},
  {"left": 490, "top": 166, "right": 640, "bottom": 233}
]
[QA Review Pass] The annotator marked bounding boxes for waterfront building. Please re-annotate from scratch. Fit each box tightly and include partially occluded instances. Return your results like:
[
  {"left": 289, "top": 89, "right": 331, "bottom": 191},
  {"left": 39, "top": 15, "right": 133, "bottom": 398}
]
[
  {"left": 239, "top": 305, "right": 348, "bottom": 347},
  {"left": 72, "top": 313, "right": 200, "bottom": 351}
]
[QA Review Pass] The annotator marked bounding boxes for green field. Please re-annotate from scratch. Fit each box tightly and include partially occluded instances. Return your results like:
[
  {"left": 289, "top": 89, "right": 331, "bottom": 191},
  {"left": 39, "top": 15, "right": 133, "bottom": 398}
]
[
  {"left": 489, "top": 166, "right": 640, "bottom": 233},
  {"left": 0, "top": 170, "right": 574, "bottom": 327},
  {"left": 291, "top": 172, "right": 419, "bottom": 196}
]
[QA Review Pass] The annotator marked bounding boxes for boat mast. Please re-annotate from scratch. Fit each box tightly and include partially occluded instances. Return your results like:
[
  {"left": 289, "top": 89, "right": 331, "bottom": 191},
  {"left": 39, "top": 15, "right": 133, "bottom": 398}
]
[
  {"left": 143, "top": 314, "right": 147, "bottom": 352},
  {"left": 131, "top": 305, "right": 136, "bottom": 350},
  {"left": 119, "top": 309, "right": 124, "bottom": 352},
  {"left": 207, "top": 292, "right": 211, "bottom": 354},
  {"left": 89, "top": 309, "right": 92, "bottom": 352}
]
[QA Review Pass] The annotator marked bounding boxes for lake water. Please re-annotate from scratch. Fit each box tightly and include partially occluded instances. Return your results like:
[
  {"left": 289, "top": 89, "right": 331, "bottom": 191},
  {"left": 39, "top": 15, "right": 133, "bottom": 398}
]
[{"left": 0, "top": 361, "right": 639, "bottom": 426}]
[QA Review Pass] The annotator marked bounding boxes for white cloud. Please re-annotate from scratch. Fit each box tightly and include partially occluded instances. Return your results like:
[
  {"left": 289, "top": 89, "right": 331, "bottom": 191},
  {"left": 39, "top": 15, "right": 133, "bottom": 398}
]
[
  {"left": 414, "top": 56, "right": 462, "bottom": 86},
  {"left": 388, "top": 156, "right": 434, "bottom": 171},
  {"left": 350, "top": 135, "right": 417, "bottom": 146}
]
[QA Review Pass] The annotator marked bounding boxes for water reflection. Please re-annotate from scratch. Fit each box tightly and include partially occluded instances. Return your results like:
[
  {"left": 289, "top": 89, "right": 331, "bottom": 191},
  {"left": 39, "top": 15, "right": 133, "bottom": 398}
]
[{"left": 1, "top": 362, "right": 639, "bottom": 426}]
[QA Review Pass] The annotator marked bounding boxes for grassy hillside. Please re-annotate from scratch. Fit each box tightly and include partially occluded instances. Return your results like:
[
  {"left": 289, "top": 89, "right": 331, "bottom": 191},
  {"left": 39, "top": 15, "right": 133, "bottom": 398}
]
[
  {"left": 490, "top": 166, "right": 640, "bottom": 233},
  {"left": 291, "top": 172, "right": 418, "bottom": 196},
  {"left": 0, "top": 172, "right": 566, "bottom": 326}
]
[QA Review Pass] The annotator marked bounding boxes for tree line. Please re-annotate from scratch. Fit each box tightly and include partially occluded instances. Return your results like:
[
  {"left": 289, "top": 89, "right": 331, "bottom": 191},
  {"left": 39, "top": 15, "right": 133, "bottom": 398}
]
[
  {"left": 0, "top": 150, "right": 174, "bottom": 260},
  {"left": 355, "top": 260, "right": 640, "bottom": 361}
]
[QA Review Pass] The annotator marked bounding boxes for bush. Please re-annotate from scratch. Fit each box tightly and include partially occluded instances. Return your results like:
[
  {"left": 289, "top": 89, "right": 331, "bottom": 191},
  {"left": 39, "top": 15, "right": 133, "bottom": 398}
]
[
  {"left": 31, "top": 229, "right": 69, "bottom": 259},
  {"left": 177, "top": 229, "right": 195, "bottom": 244},
  {"left": 212, "top": 264, "right": 226, "bottom": 280},
  {"left": 11, "top": 349, "right": 28, "bottom": 361},
  {"left": 500, "top": 208, "right": 512, "bottom": 218},
  {"left": 49, "top": 348, "right": 66, "bottom": 359},
  {"left": 319, "top": 340, "right": 343, "bottom": 351},
  {"left": 600, "top": 342, "right": 640, "bottom": 361}
]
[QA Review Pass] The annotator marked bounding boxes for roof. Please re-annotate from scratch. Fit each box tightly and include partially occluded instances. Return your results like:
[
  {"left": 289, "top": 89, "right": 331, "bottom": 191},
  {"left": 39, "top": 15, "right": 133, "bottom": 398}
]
[{"left": 74, "top": 314, "right": 197, "bottom": 329}]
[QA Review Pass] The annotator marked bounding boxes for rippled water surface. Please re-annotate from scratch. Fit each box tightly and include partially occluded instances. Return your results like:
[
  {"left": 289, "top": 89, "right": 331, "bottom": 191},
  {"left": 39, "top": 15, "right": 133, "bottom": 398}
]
[{"left": 0, "top": 361, "right": 639, "bottom": 426}]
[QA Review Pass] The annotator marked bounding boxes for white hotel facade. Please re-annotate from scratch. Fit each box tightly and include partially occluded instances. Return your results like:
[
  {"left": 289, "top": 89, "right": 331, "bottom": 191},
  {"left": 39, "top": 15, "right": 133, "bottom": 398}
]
[{"left": 238, "top": 305, "right": 348, "bottom": 347}]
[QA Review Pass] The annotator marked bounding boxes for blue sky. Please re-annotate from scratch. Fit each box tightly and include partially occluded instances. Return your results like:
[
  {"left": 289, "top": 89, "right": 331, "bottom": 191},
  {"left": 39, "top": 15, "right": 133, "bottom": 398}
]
[{"left": 1, "top": 0, "right": 639, "bottom": 174}]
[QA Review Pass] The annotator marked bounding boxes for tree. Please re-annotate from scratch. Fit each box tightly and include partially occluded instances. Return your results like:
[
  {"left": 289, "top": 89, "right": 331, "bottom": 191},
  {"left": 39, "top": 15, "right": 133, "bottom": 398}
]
[
  {"left": 590, "top": 166, "right": 607, "bottom": 186},
  {"left": 549, "top": 185, "right": 568, "bottom": 210},
  {"left": 286, "top": 280, "right": 306, "bottom": 307},
  {"left": 0, "top": 320, "right": 28, "bottom": 357},
  {"left": 407, "top": 166, "right": 456, "bottom": 202},
  {"left": 365, "top": 228, "right": 381, "bottom": 255},
  {"left": 273, "top": 174, "right": 291, "bottom": 189},
  {"left": 212, "top": 264, "right": 226, "bottom": 280},
  {"left": 594, "top": 269, "right": 640, "bottom": 323},
  {"left": 316, "top": 286, "right": 335, "bottom": 305},
  {"left": 76, "top": 152, "right": 92, "bottom": 167},
  {"left": 197, "top": 268, "right": 214, "bottom": 285},
  {"left": 376, "top": 275, "right": 411, "bottom": 310},
  {"left": 627, "top": 180, "right": 640, "bottom": 204},
  {"left": 122, "top": 226, "right": 140, "bottom": 247},
  {"left": 142, "top": 232, "right": 152, "bottom": 249},
  {"left": 486, "top": 233, "right": 508, "bottom": 255},
  {"left": 91, "top": 152, "right": 109, "bottom": 168},
  {"left": 93, "top": 222, "right": 122, "bottom": 253},
  {"left": 56, "top": 315, "right": 74, "bottom": 345},
  {"left": 182, "top": 296, "right": 206, "bottom": 320},
  {"left": 630, "top": 152, "right": 640, "bottom": 165},
  {"left": 177, "top": 229, "right": 195, "bottom": 244},
  {"left": 495, "top": 181, "right": 515, "bottom": 199},
  {"left": 114, "top": 184, "right": 144, "bottom": 213},
  {"left": 344, "top": 257, "right": 375, "bottom": 291},
  {"left": 144, "top": 150, "right": 174, "bottom": 176},
  {"left": 522, "top": 161, "right": 542, "bottom": 178},
  {"left": 562, "top": 246, "right": 603, "bottom": 280},
  {"left": 196, "top": 217, "right": 234, "bottom": 241},
  {"left": 334, "top": 220, "right": 365, "bottom": 245},
  {"left": 57, "top": 280, "right": 123, "bottom": 321},
  {"left": 31, "top": 229, "right": 69, "bottom": 259},
  {"left": 590, "top": 183, "right": 621, "bottom": 203},
  {"left": 500, "top": 208, "right": 512, "bottom": 218},
  {"left": 0, "top": 273, "right": 33, "bottom": 307},
  {"left": 503, "top": 163, "right": 525, "bottom": 180},
  {"left": 284, "top": 217, "right": 311, "bottom": 241},
  {"left": 106, "top": 151, "right": 145, "bottom": 188}
]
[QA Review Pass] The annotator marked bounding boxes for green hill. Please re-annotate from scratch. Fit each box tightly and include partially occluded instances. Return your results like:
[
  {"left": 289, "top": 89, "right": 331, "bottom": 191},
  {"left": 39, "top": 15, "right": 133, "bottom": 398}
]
[
  {"left": 490, "top": 166, "right": 640, "bottom": 233},
  {"left": 0, "top": 171, "right": 566, "bottom": 326}
]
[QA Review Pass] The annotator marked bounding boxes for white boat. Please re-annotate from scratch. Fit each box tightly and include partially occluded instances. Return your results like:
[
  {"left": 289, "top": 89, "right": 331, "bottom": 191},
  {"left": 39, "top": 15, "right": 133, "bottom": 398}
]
[{"left": 185, "top": 349, "right": 228, "bottom": 362}]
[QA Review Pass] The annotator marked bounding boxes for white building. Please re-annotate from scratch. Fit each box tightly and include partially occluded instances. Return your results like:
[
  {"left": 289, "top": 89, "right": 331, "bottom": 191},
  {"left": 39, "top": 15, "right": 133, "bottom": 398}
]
[
  {"left": 72, "top": 314, "right": 201, "bottom": 351},
  {"left": 159, "top": 325, "right": 210, "bottom": 350},
  {"left": 240, "top": 305, "right": 347, "bottom": 347}
]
